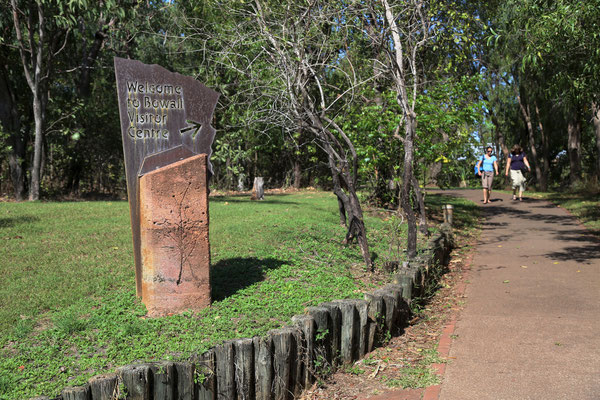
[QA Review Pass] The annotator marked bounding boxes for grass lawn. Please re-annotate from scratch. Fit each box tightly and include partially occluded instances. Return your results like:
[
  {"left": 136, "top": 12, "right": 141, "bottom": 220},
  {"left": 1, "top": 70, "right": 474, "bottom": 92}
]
[{"left": 0, "top": 190, "right": 478, "bottom": 399}]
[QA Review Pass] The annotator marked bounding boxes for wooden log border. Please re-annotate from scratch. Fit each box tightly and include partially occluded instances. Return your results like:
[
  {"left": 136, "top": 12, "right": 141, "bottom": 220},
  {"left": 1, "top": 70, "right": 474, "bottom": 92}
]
[{"left": 37, "top": 225, "right": 453, "bottom": 400}]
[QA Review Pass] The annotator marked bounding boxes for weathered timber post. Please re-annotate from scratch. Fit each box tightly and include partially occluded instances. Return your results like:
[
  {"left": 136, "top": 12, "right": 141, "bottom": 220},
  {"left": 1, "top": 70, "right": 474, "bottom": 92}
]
[
  {"left": 118, "top": 364, "right": 152, "bottom": 400},
  {"left": 215, "top": 341, "right": 236, "bottom": 400},
  {"left": 292, "top": 314, "right": 317, "bottom": 389},
  {"left": 443, "top": 204, "right": 453, "bottom": 225},
  {"left": 88, "top": 374, "right": 118, "bottom": 400},
  {"left": 253, "top": 336, "right": 274, "bottom": 400},
  {"left": 290, "top": 328, "right": 303, "bottom": 398},
  {"left": 251, "top": 177, "right": 265, "bottom": 200},
  {"left": 269, "top": 327, "right": 297, "bottom": 400},
  {"left": 348, "top": 299, "right": 369, "bottom": 359},
  {"left": 331, "top": 300, "right": 360, "bottom": 364},
  {"left": 174, "top": 362, "right": 195, "bottom": 400},
  {"left": 319, "top": 302, "right": 342, "bottom": 366},
  {"left": 373, "top": 288, "right": 399, "bottom": 336},
  {"left": 148, "top": 362, "right": 177, "bottom": 400},
  {"left": 305, "top": 306, "right": 333, "bottom": 368},
  {"left": 364, "top": 293, "right": 385, "bottom": 352},
  {"left": 383, "top": 284, "right": 410, "bottom": 334},
  {"left": 233, "top": 338, "right": 255, "bottom": 399},
  {"left": 194, "top": 350, "right": 217, "bottom": 400},
  {"left": 61, "top": 386, "right": 91, "bottom": 400}
]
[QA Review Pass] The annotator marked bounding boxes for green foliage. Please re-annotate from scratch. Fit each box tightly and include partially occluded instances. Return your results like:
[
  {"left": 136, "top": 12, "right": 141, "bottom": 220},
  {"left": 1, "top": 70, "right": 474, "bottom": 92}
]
[{"left": 2, "top": 0, "right": 599, "bottom": 199}]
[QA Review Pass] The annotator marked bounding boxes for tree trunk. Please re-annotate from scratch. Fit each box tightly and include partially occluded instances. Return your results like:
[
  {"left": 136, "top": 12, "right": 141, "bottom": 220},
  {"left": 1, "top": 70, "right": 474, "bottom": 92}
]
[
  {"left": 293, "top": 158, "right": 301, "bottom": 189},
  {"left": 0, "top": 64, "right": 26, "bottom": 200},
  {"left": 29, "top": 91, "right": 44, "bottom": 201},
  {"left": 534, "top": 101, "right": 549, "bottom": 191},
  {"left": 328, "top": 155, "right": 371, "bottom": 268},
  {"left": 567, "top": 111, "right": 582, "bottom": 186},
  {"left": 516, "top": 88, "right": 542, "bottom": 188},
  {"left": 348, "top": 190, "right": 372, "bottom": 269},
  {"left": 77, "top": 28, "right": 108, "bottom": 98},
  {"left": 592, "top": 102, "right": 600, "bottom": 178},
  {"left": 401, "top": 117, "right": 417, "bottom": 259},
  {"left": 329, "top": 155, "right": 347, "bottom": 226},
  {"left": 12, "top": 0, "right": 47, "bottom": 201},
  {"left": 412, "top": 175, "right": 427, "bottom": 234},
  {"left": 525, "top": 103, "right": 543, "bottom": 189}
]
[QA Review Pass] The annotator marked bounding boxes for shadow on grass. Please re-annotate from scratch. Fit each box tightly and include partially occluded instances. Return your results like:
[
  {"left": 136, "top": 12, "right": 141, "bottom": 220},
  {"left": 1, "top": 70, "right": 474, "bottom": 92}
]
[
  {"left": 210, "top": 194, "right": 300, "bottom": 206},
  {"left": 211, "top": 257, "right": 288, "bottom": 301},
  {"left": 0, "top": 215, "right": 40, "bottom": 228}
]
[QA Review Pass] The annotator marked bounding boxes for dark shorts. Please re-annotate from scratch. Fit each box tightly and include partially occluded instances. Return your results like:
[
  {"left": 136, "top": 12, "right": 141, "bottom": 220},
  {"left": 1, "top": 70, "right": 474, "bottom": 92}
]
[{"left": 481, "top": 171, "right": 494, "bottom": 189}]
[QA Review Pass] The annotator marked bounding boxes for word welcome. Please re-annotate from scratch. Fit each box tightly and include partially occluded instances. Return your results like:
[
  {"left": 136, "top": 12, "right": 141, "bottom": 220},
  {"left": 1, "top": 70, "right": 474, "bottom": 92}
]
[
  {"left": 126, "top": 81, "right": 182, "bottom": 95},
  {"left": 126, "top": 80, "right": 186, "bottom": 140}
]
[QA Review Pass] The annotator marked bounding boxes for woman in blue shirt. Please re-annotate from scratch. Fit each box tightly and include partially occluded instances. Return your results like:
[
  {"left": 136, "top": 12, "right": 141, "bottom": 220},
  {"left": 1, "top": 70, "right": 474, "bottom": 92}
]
[{"left": 476, "top": 146, "right": 499, "bottom": 204}]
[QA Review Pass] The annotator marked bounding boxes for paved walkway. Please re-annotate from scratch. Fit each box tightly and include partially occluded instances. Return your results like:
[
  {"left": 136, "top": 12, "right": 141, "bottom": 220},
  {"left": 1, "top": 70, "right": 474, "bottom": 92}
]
[{"left": 432, "top": 189, "right": 600, "bottom": 400}]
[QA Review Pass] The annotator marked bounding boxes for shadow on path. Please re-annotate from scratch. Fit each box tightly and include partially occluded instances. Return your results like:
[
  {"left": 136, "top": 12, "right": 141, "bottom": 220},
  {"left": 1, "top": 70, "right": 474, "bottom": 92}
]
[
  {"left": 433, "top": 189, "right": 600, "bottom": 264},
  {"left": 546, "top": 243, "right": 600, "bottom": 264}
]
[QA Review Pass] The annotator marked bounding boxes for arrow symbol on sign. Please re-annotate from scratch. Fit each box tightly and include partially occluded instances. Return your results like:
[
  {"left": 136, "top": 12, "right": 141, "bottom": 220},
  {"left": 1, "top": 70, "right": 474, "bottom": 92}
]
[{"left": 180, "top": 120, "right": 203, "bottom": 139}]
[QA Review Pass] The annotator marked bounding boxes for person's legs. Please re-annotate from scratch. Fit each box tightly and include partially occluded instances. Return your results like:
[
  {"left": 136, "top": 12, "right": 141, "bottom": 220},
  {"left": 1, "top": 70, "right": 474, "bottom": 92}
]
[
  {"left": 510, "top": 170, "right": 521, "bottom": 200},
  {"left": 481, "top": 174, "right": 486, "bottom": 203},
  {"left": 482, "top": 172, "right": 492, "bottom": 203},
  {"left": 519, "top": 183, "right": 524, "bottom": 200},
  {"left": 511, "top": 169, "right": 525, "bottom": 201}
]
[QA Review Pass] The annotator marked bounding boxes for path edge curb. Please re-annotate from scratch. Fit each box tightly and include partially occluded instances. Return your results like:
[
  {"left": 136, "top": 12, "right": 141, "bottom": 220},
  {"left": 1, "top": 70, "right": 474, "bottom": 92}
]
[{"left": 422, "top": 242, "right": 476, "bottom": 400}]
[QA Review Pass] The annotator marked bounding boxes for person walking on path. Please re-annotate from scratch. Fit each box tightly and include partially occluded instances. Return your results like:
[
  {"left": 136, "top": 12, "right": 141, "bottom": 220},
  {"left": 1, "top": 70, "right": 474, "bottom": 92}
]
[
  {"left": 476, "top": 146, "right": 498, "bottom": 204},
  {"left": 505, "top": 144, "right": 531, "bottom": 201}
]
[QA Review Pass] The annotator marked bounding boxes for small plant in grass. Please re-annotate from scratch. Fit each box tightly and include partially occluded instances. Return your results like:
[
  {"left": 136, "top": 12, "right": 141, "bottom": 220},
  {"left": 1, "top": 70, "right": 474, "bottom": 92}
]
[
  {"left": 419, "top": 348, "right": 445, "bottom": 365},
  {"left": 194, "top": 370, "right": 208, "bottom": 385},
  {"left": 52, "top": 311, "right": 88, "bottom": 336},
  {"left": 311, "top": 328, "right": 334, "bottom": 379},
  {"left": 12, "top": 319, "right": 34, "bottom": 339},
  {"left": 376, "top": 319, "right": 392, "bottom": 346},
  {"left": 0, "top": 374, "right": 15, "bottom": 396},
  {"left": 384, "top": 365, "right": 440, "bottom": 389},
  {"left": 312, "top": 352, "right": 333, "bottom": 381},
  {"left": 342, "top": 363, "right": 365, "bottom": 376},
  {"left": 362, "top": 356, "right": 379, "bottom": 366}
]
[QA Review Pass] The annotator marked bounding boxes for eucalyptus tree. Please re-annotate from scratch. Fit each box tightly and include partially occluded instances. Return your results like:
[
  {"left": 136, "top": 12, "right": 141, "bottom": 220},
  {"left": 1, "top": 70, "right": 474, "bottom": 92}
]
[
  {"left": 4, "top": 0, "right": 136, "bottom": 200},
  {"left": 487, "top": 1, "right": 563, "bottom": 190},
  {"left": 8, "top": 0, "right": 62, "bottom": 200},
  {"left": 524, "top": 0, "right": 600, "bottom": 182},
  {"left": 173, "top": 0, "right": 376, "bottom": 266},
  {"left": 489, "top": 0, "right": 600, "bottom": 186},
  {"left": 249, "top": 0, "right": 379, "bottom": 267},
  {"left": 358, "top": 0, "right": 479, "bottom": 256}
]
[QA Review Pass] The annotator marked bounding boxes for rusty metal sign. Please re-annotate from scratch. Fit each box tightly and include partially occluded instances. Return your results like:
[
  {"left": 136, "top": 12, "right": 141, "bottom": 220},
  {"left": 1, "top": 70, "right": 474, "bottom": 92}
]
[{"left": 114, "top": 57, "right": 219, "bottom": 296}]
